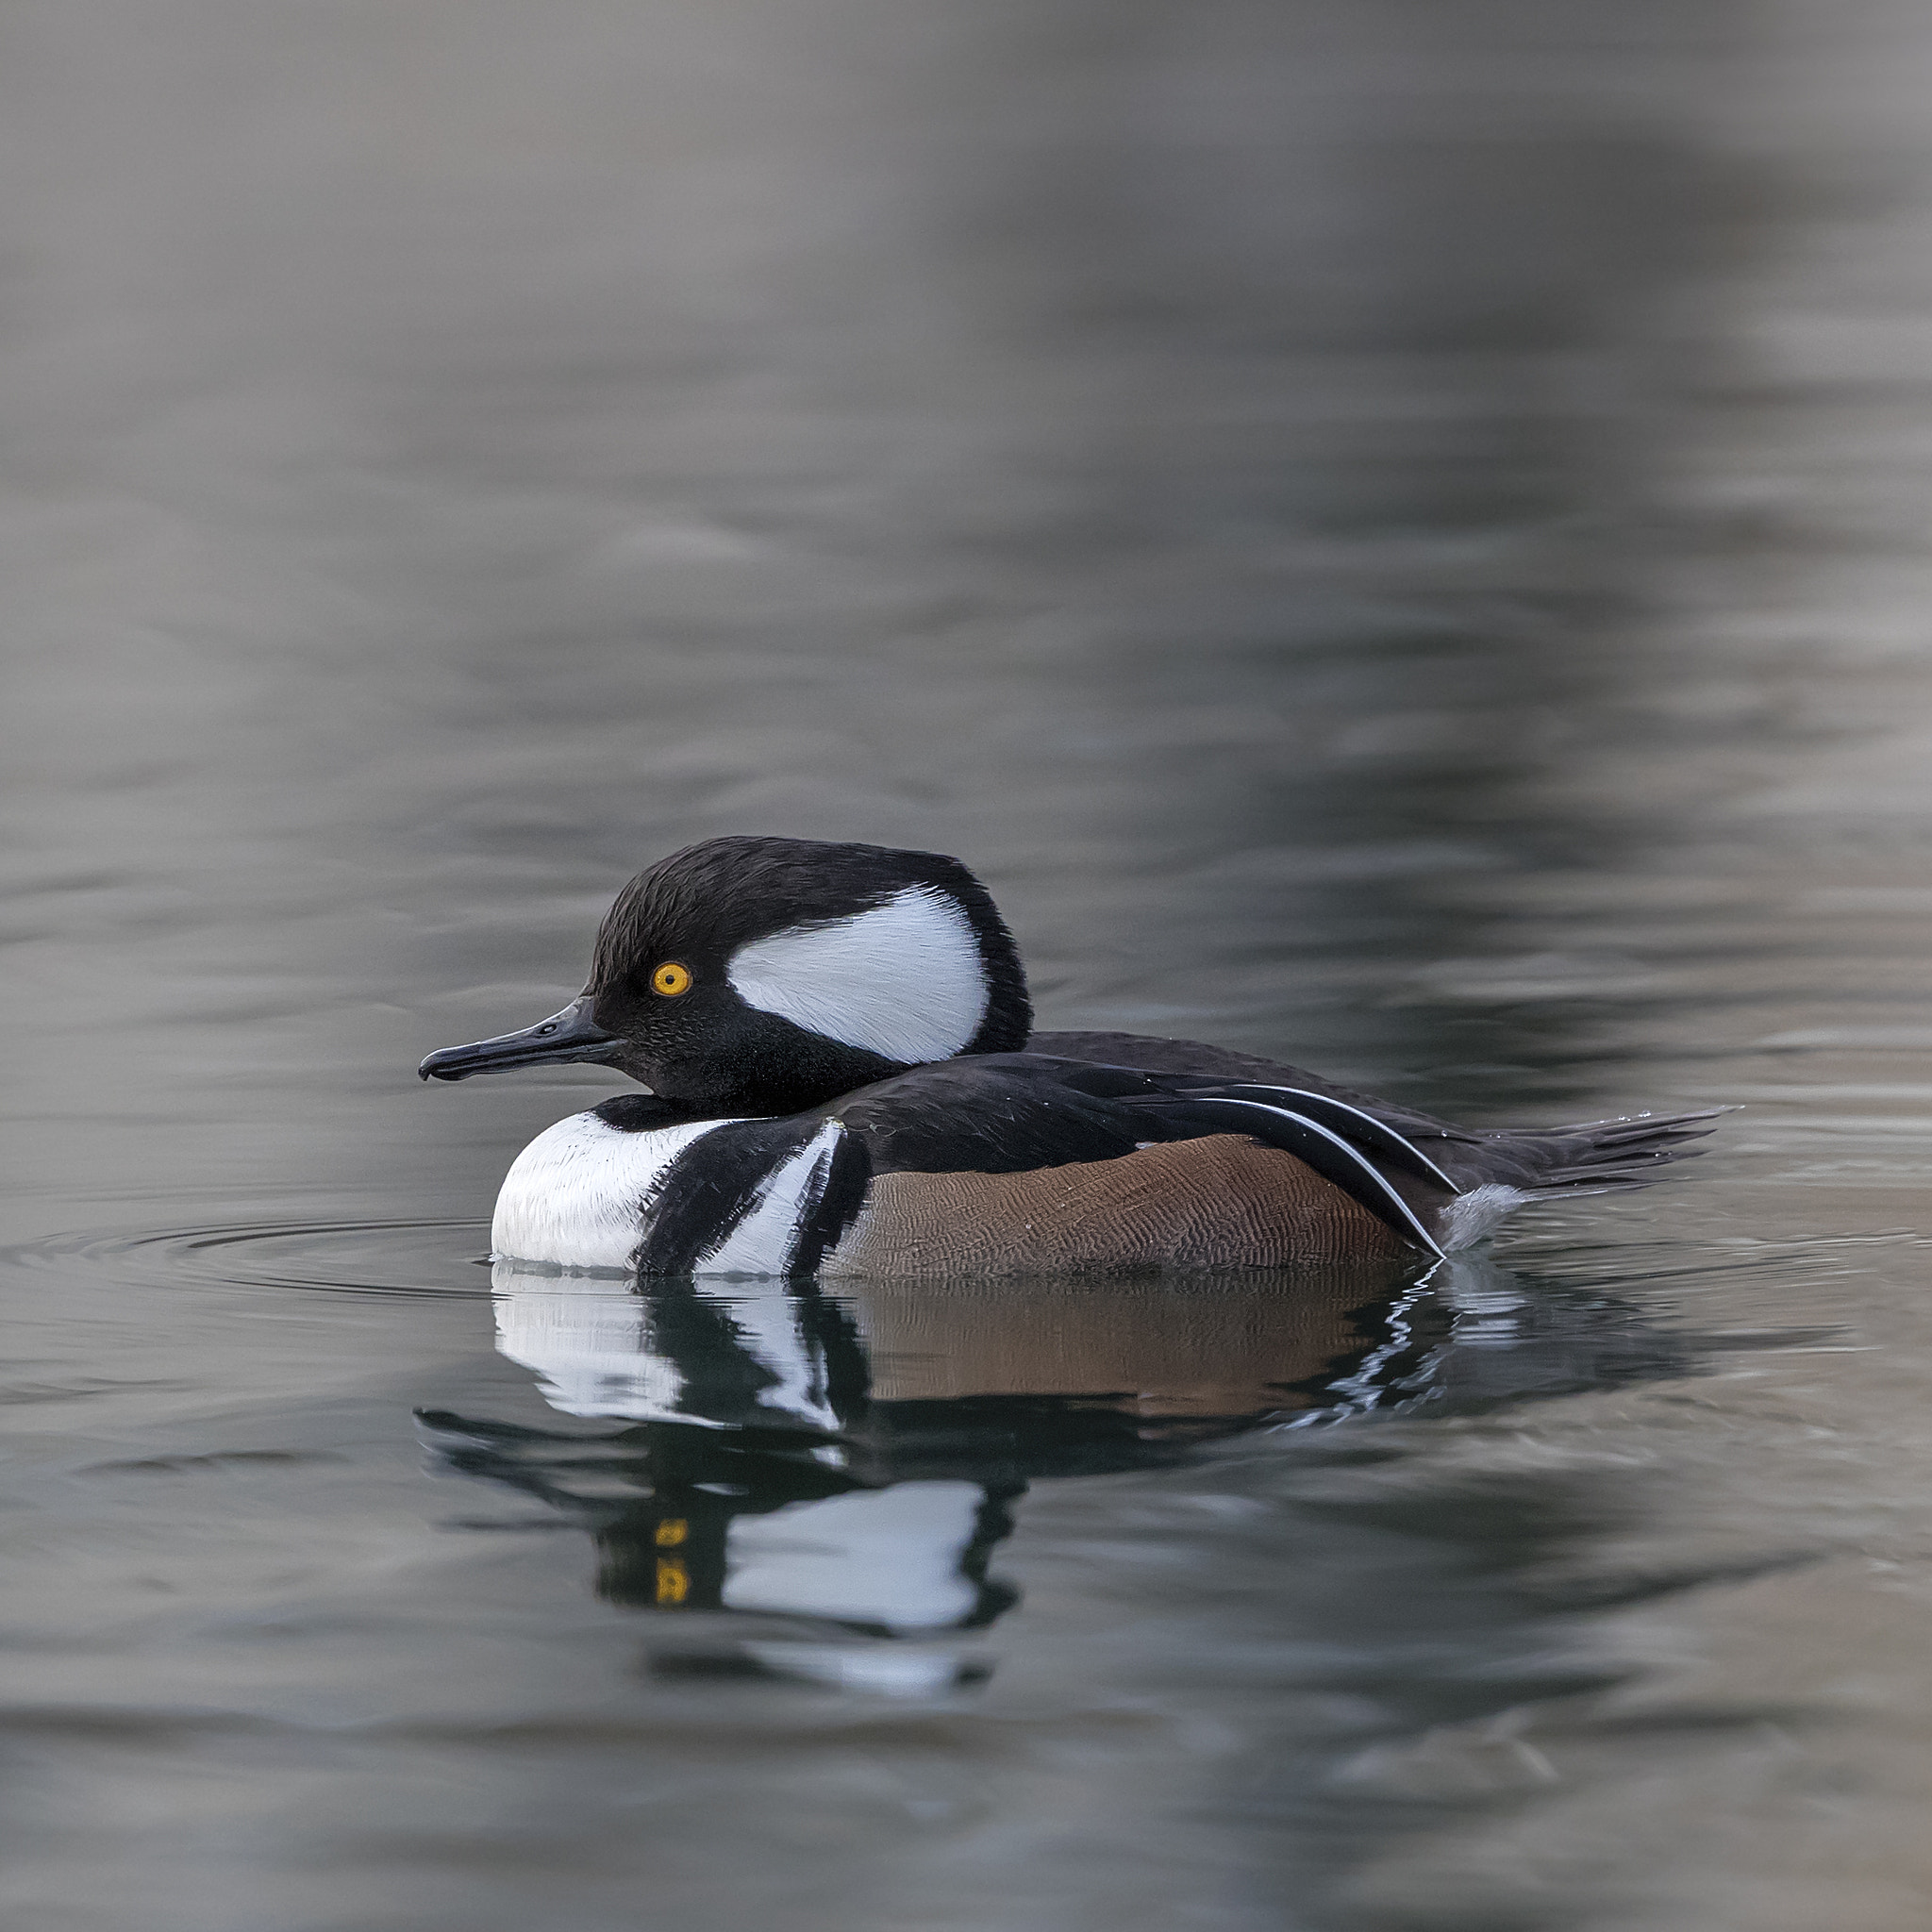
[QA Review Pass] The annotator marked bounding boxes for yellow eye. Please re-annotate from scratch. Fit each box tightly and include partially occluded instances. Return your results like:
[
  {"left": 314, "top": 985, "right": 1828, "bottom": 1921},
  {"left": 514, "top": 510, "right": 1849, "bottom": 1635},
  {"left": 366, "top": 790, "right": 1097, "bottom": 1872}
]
[{"left": 650, "top": 961, "right": 692, "bottom": 997}]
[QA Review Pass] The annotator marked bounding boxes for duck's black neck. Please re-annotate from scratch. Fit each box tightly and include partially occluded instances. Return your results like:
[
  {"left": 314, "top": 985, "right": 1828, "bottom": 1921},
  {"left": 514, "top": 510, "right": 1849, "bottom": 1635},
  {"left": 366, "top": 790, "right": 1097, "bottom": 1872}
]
[{"left": 608, "top": 975, "right": 1032, "bottom": 1119}]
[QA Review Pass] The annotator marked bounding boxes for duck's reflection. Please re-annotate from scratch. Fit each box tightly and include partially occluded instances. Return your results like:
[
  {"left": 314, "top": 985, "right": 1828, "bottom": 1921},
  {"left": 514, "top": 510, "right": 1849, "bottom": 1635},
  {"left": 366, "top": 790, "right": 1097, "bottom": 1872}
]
[
  {"left": 420, "top": 1256, "right": 1707, "bottom": 1694},
  {"left": 491, "top": 1259, "right": 1427, "bottom": 1438},
  {"left": 418, "top": 1257, "right": 1437, "bottom": 1687}
]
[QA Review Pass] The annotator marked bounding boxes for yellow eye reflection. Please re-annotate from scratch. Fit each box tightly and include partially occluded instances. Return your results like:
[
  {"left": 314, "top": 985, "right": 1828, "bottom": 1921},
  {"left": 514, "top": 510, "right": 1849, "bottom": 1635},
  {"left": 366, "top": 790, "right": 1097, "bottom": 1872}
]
[{"left": 650, "top": 961, "right": 693, "bottom": 997}]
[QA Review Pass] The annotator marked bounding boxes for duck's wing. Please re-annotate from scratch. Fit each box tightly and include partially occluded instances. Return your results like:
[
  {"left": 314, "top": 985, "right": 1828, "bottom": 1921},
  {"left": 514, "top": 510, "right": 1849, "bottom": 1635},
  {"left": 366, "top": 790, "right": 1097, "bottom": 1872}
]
[
  {"left": 1024, "top": 1028, "right": 1474, "bottom": 1144},
  {"left": 836, "top": 1055, "right": 1456, "bottom": 1257},
  {"left": 628, "top": 1058, "right": 1725, "bottom": 1277},
  {"left": 1025, "top": 1032, "right": 1727, "bottom": 1202},
  {"left": 628, "top": 1054, "right": 1459, "bottom": 1275}
]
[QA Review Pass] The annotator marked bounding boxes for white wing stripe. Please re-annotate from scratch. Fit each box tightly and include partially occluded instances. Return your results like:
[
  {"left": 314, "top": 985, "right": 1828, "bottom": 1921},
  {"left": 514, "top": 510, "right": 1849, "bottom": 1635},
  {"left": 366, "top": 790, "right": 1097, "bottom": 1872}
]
[
  {"left": 1190, "top": 1098, "right": 1447, "bottom": 1257},
  {"left": 1227, "top": 1085, "right": 1460, "bottom": 1191}
]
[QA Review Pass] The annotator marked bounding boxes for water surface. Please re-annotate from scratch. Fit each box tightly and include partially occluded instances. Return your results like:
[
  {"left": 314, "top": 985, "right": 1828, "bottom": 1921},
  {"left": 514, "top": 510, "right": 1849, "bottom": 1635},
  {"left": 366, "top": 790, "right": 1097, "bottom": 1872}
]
[{"left": 7, "top": 2, "right": 1932, "bottom": 1926}]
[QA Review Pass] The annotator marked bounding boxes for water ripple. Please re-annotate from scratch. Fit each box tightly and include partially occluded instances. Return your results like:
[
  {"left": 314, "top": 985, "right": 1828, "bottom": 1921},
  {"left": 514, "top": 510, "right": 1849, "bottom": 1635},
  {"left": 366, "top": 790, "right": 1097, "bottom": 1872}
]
[{"left": 0, "top": 1218, "right": 493, "bottom": 1300}]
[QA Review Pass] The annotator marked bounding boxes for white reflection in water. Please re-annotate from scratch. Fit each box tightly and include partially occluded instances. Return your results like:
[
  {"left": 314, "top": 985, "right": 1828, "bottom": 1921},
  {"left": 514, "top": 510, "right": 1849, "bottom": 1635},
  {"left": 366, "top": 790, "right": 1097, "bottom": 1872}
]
[
  {"left": 491, "top": 1272, "right": 687, "bottom": 1423},
  {"left": 492, "top": 1262, "right": 843, "bottom": 1432},
  {"left": 722, "top": 1484, "right": 987, "bottom": 1631}
]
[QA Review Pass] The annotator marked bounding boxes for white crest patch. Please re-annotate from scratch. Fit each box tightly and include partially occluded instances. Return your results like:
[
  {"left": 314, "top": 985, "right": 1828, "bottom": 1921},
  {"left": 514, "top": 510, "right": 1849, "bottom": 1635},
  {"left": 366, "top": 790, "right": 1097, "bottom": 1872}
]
[
  {"left": 491, "top": 1110, "right": 742, "bottom": 1269},
  {"left": 726, "top": 888, "right": 988, "bottom": 1065}
]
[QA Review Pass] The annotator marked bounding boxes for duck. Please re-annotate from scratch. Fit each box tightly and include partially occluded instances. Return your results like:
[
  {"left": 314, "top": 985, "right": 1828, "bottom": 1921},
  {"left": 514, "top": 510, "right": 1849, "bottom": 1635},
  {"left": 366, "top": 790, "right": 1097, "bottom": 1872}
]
[{"left": 419, "top": 835, "right": 1721, "bottom": 1277}]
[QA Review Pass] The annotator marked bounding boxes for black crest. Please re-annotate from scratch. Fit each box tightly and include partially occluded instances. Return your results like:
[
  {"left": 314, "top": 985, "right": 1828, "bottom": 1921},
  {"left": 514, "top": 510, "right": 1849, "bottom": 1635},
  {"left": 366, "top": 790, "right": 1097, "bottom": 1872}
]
[{"left": 587, "top": 836, "right": 1031, "bottom": 1057}]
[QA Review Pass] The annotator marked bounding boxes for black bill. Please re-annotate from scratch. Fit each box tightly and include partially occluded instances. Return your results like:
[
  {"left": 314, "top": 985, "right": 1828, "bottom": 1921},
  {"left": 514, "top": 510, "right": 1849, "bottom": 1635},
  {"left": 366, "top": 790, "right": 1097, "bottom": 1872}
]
[{"left": 418, "top": 996, "right": 623, "bottom": 1082}]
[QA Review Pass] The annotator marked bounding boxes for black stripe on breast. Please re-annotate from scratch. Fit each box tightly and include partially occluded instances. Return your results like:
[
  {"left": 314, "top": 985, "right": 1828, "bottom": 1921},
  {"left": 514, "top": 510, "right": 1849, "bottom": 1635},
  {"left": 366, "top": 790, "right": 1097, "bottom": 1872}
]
[
  {"left": 788, "top": 1130, "right": 873, "bottom": 1277},
  {"left": 635, "top": 1120, "right": 819, "bottom": 1275}
]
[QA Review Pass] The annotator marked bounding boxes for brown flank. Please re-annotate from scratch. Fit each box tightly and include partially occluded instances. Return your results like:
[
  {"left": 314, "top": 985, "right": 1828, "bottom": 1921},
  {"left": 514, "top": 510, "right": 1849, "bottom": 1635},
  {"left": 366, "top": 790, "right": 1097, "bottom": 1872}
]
[{"left": 823, "top": 1133, "right": 1418, "bottom": 1277}]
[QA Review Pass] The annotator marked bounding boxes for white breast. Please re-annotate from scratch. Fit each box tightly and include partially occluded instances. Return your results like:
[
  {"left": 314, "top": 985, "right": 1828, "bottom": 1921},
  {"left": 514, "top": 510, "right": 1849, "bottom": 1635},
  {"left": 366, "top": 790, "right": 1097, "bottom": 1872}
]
[{"left": 491, "top": 1110, "right": 743, "bottom": 1270}]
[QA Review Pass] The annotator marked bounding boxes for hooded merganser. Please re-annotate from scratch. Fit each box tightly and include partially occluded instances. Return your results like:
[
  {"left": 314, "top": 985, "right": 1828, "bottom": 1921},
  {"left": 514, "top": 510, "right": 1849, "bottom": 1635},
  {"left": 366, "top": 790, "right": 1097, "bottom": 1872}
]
[{"left": 419, "top": 836, "right": 1721, "bottom": 1276}]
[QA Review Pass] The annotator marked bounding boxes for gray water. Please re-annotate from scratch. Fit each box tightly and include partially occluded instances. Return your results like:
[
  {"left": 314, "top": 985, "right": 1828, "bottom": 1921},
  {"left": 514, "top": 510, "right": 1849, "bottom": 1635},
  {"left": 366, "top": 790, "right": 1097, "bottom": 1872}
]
[{"left": 8, "top": 2, "right": 1932, "bottom": 1926}]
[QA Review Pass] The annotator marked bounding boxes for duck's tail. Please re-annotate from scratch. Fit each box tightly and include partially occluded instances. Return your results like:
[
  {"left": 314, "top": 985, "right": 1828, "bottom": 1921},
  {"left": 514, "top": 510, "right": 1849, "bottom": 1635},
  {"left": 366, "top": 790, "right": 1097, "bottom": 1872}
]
[
  {"left": 1474, "top": 1106, "right": 1735, "bottom": 1194},
  {"left": 1424, "top": 1106, "right": 1732, "bottom": 1251}
]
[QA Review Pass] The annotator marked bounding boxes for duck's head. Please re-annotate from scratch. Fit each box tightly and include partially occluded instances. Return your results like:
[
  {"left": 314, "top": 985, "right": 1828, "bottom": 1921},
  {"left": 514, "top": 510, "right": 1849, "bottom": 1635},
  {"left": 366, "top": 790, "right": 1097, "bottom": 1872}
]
[{"left": 419, "top": 836, "right": 1032, "bottom": 1115}]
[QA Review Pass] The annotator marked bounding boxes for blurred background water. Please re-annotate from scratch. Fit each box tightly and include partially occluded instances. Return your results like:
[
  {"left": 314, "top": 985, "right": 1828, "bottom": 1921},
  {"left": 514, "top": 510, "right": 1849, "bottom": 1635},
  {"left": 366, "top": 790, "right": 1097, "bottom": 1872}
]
[{"left": 7, "top": 0, "right": 1932, "bottom": 1925}]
